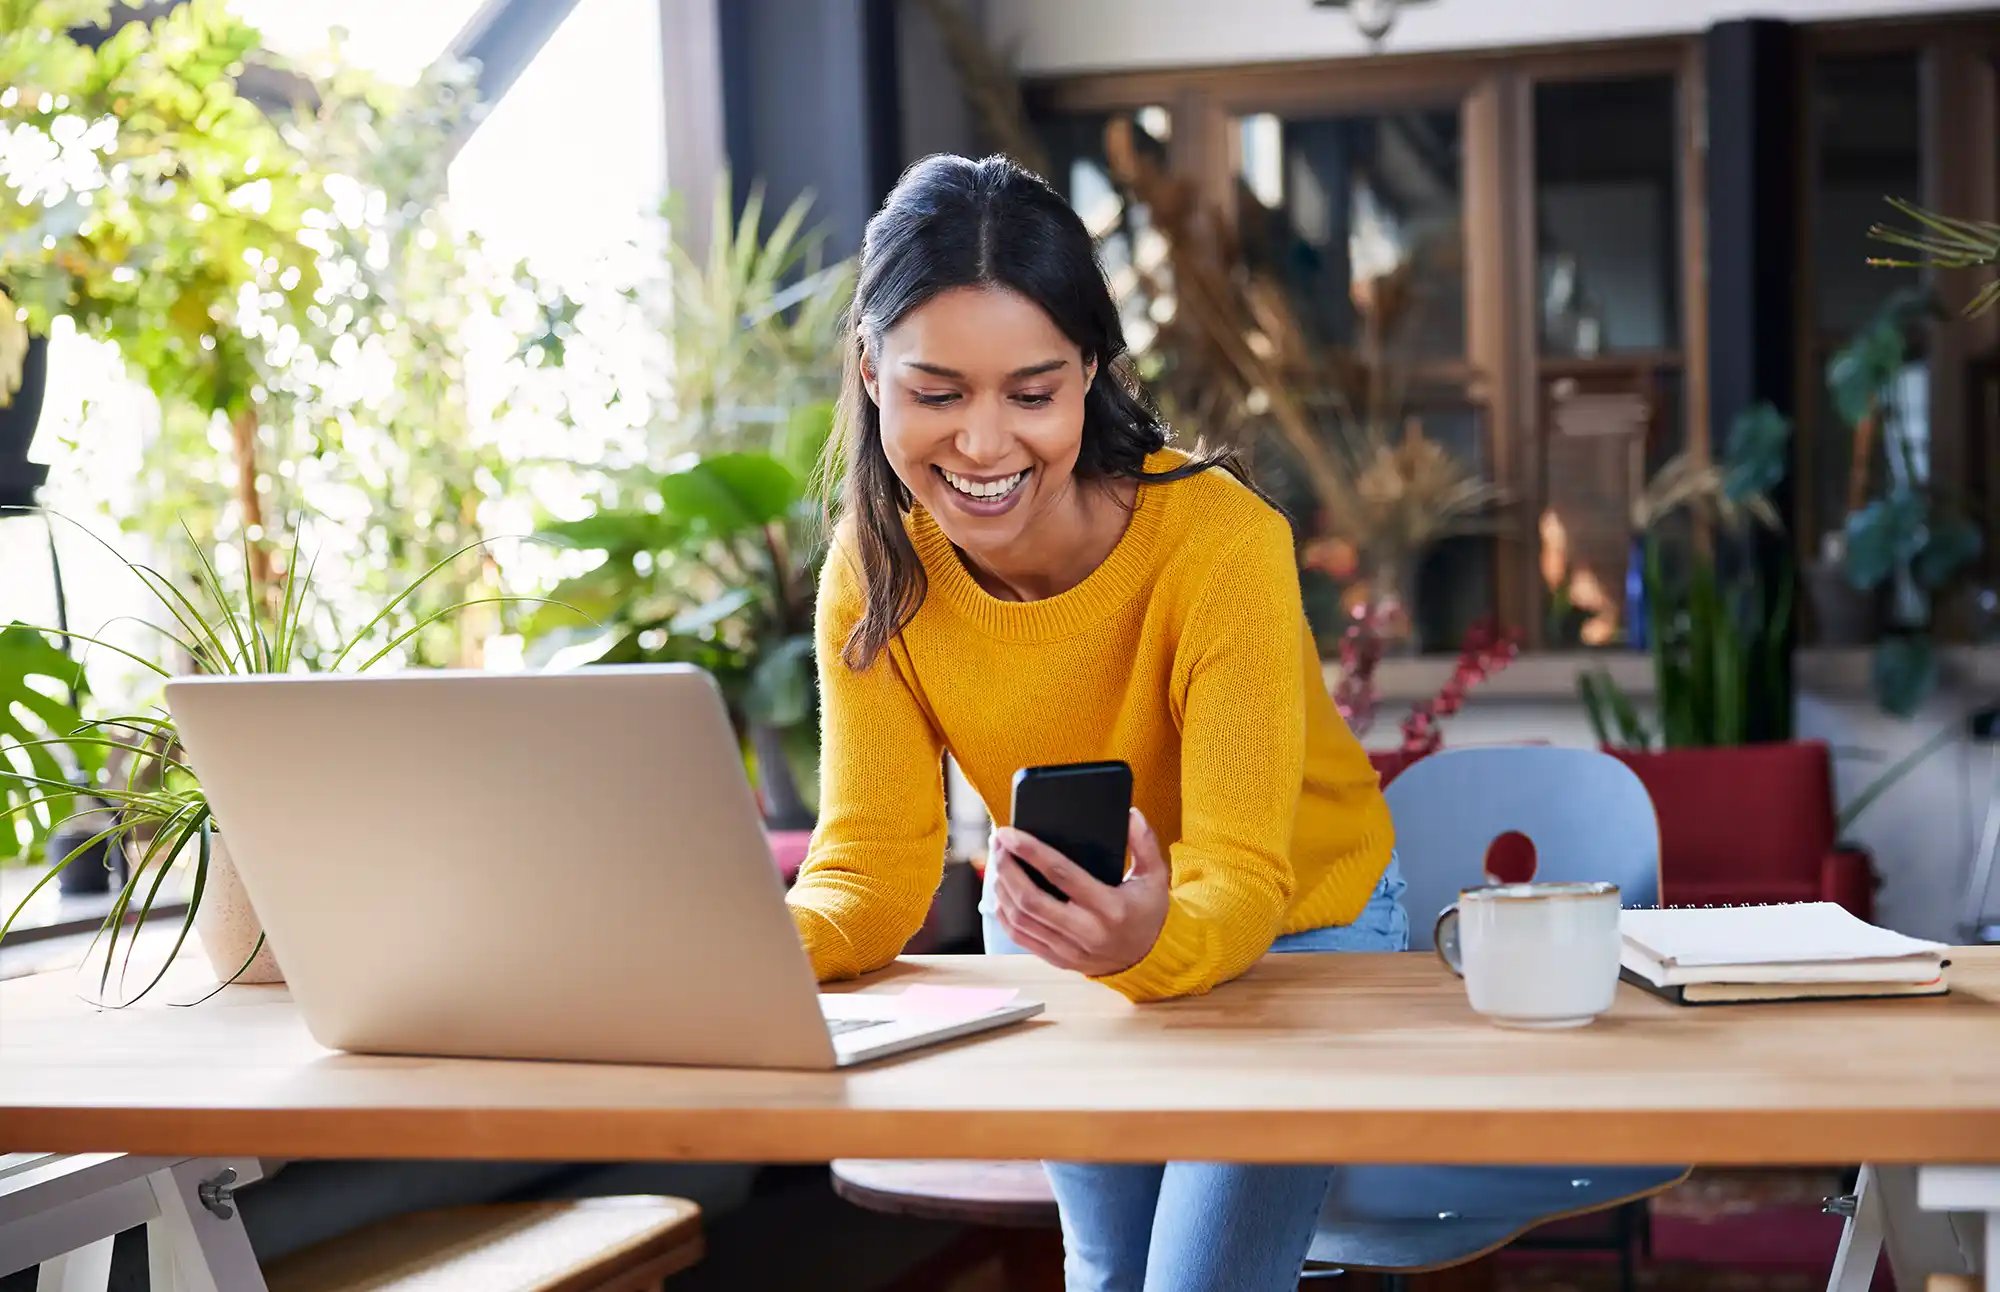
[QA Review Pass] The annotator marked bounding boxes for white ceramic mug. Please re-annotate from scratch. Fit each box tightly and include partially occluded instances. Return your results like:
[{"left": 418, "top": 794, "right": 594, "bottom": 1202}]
[{"left": 1433, "top": 882, "right": 1623, "bottom": 1029}]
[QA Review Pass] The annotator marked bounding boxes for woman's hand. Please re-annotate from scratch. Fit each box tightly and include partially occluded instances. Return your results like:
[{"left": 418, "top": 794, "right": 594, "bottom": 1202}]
[{"left": 990, "top": 808, "right": 1170, "bottom": 978}]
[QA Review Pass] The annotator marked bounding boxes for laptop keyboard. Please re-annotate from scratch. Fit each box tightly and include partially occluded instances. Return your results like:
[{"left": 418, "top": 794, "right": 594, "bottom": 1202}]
[{"left": 825, "top": 1016, "right": 893, "bottom": 1038}]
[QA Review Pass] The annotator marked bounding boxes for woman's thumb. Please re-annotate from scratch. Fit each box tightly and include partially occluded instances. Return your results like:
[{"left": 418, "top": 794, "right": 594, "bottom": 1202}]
[{"left": 1127, "top": 808, "right": 1167, "bottom": 879}]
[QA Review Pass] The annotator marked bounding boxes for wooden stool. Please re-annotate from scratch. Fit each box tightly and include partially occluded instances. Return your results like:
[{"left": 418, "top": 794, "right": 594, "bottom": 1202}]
[
  {"left": 831, "top": 1160, "right": 1061, "bottom": 1290},
  {"left": 264, "top": 1195, "right": 703, "bottom": 1292}
]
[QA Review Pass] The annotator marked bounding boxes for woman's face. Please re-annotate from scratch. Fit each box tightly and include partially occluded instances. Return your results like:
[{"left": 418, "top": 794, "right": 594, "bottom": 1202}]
[{"left": 863, "top": 285, "right": 1096, "bottom": 556}]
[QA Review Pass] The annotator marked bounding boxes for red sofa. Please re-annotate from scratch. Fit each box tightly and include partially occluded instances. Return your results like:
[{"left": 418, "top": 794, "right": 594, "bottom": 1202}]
[
  {"left": 1370, "top": 741, "right": 1877, "bottom": 922},
  {"left": 1607, "top": 742, "right": 1876, "bottom": 921}
]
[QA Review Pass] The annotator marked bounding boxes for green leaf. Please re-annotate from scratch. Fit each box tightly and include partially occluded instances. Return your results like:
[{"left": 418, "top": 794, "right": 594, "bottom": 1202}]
[
  {"left": 1837, "top": 717, "right": 1959, "bottom": 834},
  {"left": 536, "top": 511, "right": 685, "bottom": 554},
  {"left": 1915, "top": 517, "right": 1983, "bottom": 589},
  {"left": 1843, "top": 495, "right": 1925, "bottom": 591},
  {"left": 1722, "top": 402, "right": 1791, "bottom": 505},
  {"left": 1825, "top": 289, "right": 1931, "bottom": 428},
  {"left": 746, "top": 634, "right": 816, "bottom": 729},
  {"left": 0, "top": 623, "right": 96, "bottom": 865},
  {"left": 779, "top": 400, "right": 836, "bottom": 487},
  {"left": 656, "top": 453, "right": 803, "bottom": 534},
  {"left": 667, "top": 587, "right": 756, "bottom": 636},
  {"left": 1872, "top": 635, "right": 1937, "bottom": 719},
  {"left": 1577, "top": 670, "right": 1614, "bottom": 747},
  {"left": 520, "top": 564, "right": 636, "bottom": 639}
]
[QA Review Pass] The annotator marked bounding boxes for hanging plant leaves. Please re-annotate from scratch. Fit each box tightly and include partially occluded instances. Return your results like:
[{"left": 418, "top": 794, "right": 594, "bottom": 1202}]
[
  {"left": 1843, "top": 494, "right": 1926, "bottom": 592},
  {"left": 1915, "top": 516, "right": 1983, "bottom": 590},
  {"left": 1872, "top": 634, "right": 1937, "bottom": 719},
  {"left": 0, "top": 622, "right": 99, "bottom": 864}
]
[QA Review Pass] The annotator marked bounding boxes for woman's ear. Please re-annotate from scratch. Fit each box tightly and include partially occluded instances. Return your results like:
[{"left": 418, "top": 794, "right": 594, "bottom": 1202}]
[
  {"left": 1083, "top": 355, "right": 1099, "bottom": 388},
  {"left": 859, "top": 342, "right": 881, "bottom": 406}
]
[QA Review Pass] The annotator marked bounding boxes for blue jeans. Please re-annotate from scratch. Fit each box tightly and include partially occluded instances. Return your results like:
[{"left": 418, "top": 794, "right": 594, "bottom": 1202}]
[{"left": 980, "top": 855, "right": 1410, "bottom": 1292}]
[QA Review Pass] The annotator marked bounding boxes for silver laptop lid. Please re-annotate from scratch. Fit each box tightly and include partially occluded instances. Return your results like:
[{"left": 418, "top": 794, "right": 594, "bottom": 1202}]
[{"left": 165, "top": 666, "right": 837, "bottom": 1069}]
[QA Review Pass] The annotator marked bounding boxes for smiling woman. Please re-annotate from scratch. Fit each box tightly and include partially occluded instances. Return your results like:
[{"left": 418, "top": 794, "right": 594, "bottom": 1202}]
[
  {"left": 866, "top": 286, "right": 1108, "bottom": 566},
  {"left": 784, "top": 153, "right": 1402, "bottom": 1292},
  {"left": 827, "top": 155, "right": 1254, "bottom": 671}
]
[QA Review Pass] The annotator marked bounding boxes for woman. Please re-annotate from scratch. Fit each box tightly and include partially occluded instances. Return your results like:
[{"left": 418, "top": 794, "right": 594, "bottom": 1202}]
[{"left": 786, "top": 152, "right": 1406, "bottom": 1292}]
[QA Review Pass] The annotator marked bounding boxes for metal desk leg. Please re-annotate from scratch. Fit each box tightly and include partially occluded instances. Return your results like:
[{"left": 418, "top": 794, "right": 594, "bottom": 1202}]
[
  {"left": 0, "top": 1155, "right": 265, "bottom": 1292},
  {"left": 1828, "top": 1164, "right": 1886, "bottom": 1292},
  {"left": 34, "top": 1236, "right": 114, "bottom": 1292},
  {"left": 145, "top": 1159, "right": 267, "bottom": 1292},
  {"left": 1915, "top": 1166, "right": 1996, "bottom": 1292}
]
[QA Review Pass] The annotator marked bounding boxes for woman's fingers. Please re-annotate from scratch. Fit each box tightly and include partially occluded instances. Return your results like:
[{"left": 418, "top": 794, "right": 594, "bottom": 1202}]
[
  {"left": 995, "top": 853, "right": 1104, "bottom": 942},
  {"left": 995, "top": 858, "right": 1111, "bottom": 965},
  {"left": 996, "top": 899, "right": 1089, "bottom": 969},
  {"left": 993, "top": 827, "right": 1120, "bottom": 910}
]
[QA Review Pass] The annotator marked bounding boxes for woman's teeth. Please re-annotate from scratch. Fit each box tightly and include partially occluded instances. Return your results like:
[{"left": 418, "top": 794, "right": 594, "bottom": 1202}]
[{"left": 941, "top": 468, "right": 1026, "bottom": 500}]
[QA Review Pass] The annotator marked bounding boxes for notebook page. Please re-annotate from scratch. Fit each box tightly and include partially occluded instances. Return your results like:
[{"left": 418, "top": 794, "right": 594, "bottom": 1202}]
[{"left": 1619, "top": 903, "right": 1948, "bottom": 968}]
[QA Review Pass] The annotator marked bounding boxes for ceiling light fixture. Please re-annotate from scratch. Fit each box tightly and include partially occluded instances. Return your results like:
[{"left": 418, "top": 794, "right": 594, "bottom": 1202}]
[{"left": 1311, "top": 0, "right": 1434, "bottom": 46}]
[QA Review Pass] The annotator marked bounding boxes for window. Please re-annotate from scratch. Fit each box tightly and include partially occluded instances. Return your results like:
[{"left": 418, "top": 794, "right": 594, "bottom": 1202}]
[
  {"left": 1037, "top": 108, "right": 1173, "bottom": 358},
  {"left": 1231, "top": 106, "right": 1486, "bottom": 650},
  {"left": 1811, "top": 56, "right": 1924, "bottom": 339},
  {"left": 1236, "top": 108, "right": 1466, "bottom": 360},
  {"left": 228, "top": 0, "right": 491, "bottom": 83},
  {"left": 1533, "top": 76, "right": 1684, "bottom": 647},
  {"left": 1535, "top": 78, "right": 1680, "bottom": 358},
  {"left": 1803, "top": 54, "right": 1927, "bottom": 581}
]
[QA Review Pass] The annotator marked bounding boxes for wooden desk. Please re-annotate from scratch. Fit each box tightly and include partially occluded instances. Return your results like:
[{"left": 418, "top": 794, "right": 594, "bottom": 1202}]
[{"left": 5, "top": 950, "right": 2000, "bottom": 1167}]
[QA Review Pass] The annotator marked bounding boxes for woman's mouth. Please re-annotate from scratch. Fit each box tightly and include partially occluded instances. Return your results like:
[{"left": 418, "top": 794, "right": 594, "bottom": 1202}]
[{"left": 935, "top": 466, "right": 1030, "bottom": 516}]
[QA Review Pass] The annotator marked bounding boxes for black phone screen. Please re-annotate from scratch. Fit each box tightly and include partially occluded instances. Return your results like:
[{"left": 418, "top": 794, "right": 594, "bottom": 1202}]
[{"left": 1007, "top": 761, "right": 1133, "bottom": 902}]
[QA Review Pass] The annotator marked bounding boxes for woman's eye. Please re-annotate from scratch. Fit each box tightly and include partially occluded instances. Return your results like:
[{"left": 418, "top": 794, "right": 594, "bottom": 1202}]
[
  {"left": 914, "top": 391, "right": 960, "bottom": 408},
  {"left": 1013, "top": 391, "right": 1055, "bottom": 407}
]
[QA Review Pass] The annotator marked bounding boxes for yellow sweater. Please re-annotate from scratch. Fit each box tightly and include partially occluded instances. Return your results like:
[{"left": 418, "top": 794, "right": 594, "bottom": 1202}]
[{"left": 786, "top": 450, "right": 1395, "bottom": 1002}]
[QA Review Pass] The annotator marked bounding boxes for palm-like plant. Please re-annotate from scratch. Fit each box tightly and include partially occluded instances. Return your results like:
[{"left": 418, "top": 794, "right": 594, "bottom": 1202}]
[
  {"left": 0, "top": 513, "right": 573, "bottom": 1005},
  {"left": 528, "top": 409, "right": 832, "bottom": 828},
  {"left": 1869, "top": 198, "right": 2000, "bottom": 317},
  {"left": 655, "top": 184, "right": 855, "bottom": 461}
]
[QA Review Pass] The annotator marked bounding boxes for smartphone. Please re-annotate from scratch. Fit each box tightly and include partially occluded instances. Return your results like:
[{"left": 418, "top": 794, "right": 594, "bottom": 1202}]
[{"left": 1007, "top": 761, "right": 1134, "bottom": 902}]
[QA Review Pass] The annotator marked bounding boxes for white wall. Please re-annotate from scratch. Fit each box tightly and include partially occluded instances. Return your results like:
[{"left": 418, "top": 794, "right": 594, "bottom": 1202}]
[{"left": 986, "top": 0, "right": 1995, "bottom": 75}]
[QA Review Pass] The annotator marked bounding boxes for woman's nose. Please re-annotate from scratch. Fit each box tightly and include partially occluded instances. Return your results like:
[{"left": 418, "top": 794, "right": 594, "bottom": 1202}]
[{"left": 954, "top": 395, "right": 1011, "bottom": 465}]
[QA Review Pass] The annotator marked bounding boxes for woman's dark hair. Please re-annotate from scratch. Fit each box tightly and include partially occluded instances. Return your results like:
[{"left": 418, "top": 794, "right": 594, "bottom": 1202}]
[{"left": 826, "top": 152, "right": 1254, "bottom": 670}]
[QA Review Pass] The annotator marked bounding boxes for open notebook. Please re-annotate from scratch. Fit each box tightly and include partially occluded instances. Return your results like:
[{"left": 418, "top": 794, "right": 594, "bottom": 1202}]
[{"left": 1619, "top": 903, "right": 1951, "bottom": 1005}]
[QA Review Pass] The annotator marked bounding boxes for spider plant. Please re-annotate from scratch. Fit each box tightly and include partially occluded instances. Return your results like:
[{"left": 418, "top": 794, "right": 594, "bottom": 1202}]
[
  {"left": 1868, "top": 198, "right": 2000, "bottom": 318},
  {"left": 0, "top": 512, "right": 579, "bottom": 1006}
]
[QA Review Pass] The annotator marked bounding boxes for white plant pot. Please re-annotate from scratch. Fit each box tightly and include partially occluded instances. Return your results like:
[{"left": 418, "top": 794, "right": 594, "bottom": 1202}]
[{"left": 192, "top": 832, "right": 284, "bottom": 985}]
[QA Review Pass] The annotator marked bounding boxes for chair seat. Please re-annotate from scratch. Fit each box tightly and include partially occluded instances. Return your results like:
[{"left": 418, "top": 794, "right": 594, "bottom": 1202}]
[
  {"left": 264, "top": 1195, "right": 703, "bottom": 1292},
  {"left": 1307, "top": 1165, "right": 1688, "bottom": 1272},
  {"left": 830, "top": 1160, "right": 1060, "bottom": 1229}
]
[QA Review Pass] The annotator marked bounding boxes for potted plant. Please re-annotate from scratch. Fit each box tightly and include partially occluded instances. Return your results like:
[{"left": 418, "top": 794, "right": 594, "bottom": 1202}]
[
  {"left": 0, "top": 4, "right": 329, "bottom": 586},
  {"left": 1868, "top": 198, "right": 2000, "bottom": 318},
  {"left": 1, "top": 7, "right": 520, "bottom": 639},
  {"left": 0, "top": 518, "right": 572, "bottom": 1004},
  {"left": 1820, "top": 288, "right": 1982, "bottom": 716},
  {"left": 1578, "top": 402, "right": 1794, "bottom": 749},
  {"left": 518, "top": 182, "right": 850, "bottom": 825},
  {"left": 0, "top": 622, "right": 105, "bottom": 876},
  {"left": 528, "top": 411, "right": 832, "bottom": 829}
]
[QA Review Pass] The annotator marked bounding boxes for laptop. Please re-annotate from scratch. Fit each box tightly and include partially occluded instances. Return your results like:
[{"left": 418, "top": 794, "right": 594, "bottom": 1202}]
[{"left": 164, "top": 665, "right": 1042, "bottom": 1069}]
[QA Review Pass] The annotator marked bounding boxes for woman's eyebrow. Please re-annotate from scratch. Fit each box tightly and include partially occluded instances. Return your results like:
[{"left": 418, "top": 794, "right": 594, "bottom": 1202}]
[{"left": 900, "top": 358, "right": 1070, "bottom": 379}]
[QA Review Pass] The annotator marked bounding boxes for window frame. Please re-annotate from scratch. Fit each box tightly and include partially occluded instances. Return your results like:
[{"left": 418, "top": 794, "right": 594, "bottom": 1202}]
[
  {"left": 1793, "top": 19, "right": 2000, "bottom": 640},
  {"left": 1025, "top": 38, "right": 1705, "bottom": 652}
]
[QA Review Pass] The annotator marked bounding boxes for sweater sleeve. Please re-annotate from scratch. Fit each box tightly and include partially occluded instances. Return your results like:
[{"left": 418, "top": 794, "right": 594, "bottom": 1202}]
[
  {"left": 785, "top": 544, "right": 949, "bottom": 981},
  {"left": 1092, "top": 511, "right": 1306, "bottom": 1002}
]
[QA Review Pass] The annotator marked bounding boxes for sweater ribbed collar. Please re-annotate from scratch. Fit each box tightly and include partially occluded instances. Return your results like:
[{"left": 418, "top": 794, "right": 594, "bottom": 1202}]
[{"left": 907, "top": 449, "right": 1183, "bottom": 643}]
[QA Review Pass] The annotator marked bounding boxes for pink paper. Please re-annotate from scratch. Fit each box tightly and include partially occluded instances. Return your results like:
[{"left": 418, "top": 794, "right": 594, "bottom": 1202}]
[{"left": 898, "top": 985, "right": 1021, "bottom": 1016}]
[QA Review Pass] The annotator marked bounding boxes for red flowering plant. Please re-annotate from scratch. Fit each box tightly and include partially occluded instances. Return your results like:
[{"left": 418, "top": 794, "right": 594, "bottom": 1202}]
[{"left": 1332, "top": 606, "right": 1521, "bottom": 757}]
